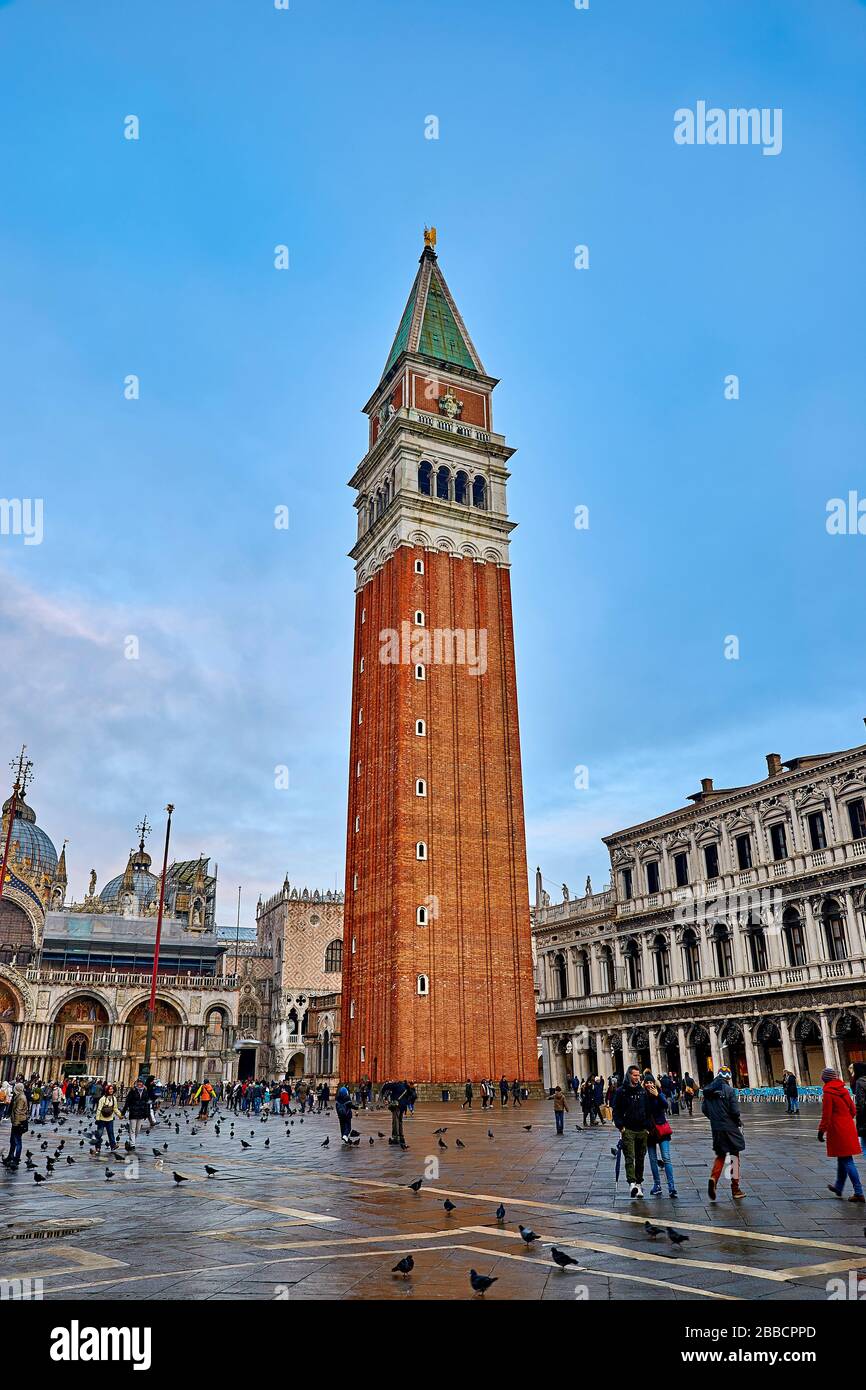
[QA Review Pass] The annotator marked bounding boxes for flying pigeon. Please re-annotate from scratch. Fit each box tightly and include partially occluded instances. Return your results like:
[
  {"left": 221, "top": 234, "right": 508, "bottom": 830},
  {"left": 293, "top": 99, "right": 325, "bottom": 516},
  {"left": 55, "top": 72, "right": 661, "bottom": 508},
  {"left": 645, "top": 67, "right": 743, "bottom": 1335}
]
[{"left": 469, "top": 1269, "right": 498, "bottom": 1295}]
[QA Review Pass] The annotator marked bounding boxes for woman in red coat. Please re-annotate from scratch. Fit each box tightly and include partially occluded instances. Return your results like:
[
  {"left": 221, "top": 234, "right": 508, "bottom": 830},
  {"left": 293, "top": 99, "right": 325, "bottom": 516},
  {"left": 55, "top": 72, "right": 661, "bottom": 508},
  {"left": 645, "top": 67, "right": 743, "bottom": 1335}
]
[{"left": 819, "top": 1067, "right": 865, "bottom": 1202}]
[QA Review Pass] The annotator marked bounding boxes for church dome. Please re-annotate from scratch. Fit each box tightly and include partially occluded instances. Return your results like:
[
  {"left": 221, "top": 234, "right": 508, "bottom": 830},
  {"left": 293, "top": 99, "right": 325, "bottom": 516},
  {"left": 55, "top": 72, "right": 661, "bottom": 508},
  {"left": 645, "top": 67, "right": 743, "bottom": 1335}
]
[
  {"left": 1, "top": 793, "right": 59, "bottom": 879},
  {"left": 99, "top": 843, "right": 159, "bottom": 909}
]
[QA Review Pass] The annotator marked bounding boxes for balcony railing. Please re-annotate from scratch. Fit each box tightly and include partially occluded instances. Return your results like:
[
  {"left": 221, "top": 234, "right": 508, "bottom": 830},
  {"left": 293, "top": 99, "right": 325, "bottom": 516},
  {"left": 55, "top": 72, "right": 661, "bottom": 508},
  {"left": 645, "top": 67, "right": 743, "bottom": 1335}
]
[
  {"left": 536, "top": 954, "right": 866, "bottom": 1017},
  {"left": 24, "top": 968, "right": 239, "bottom": 990}
]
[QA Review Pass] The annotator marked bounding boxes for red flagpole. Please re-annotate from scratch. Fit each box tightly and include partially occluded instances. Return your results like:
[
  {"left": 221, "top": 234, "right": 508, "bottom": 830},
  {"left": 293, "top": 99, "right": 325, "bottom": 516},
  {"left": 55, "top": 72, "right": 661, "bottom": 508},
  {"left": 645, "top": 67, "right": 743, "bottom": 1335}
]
[{"left": 142, "top": 803, "right": 174, "bottom": 1076}]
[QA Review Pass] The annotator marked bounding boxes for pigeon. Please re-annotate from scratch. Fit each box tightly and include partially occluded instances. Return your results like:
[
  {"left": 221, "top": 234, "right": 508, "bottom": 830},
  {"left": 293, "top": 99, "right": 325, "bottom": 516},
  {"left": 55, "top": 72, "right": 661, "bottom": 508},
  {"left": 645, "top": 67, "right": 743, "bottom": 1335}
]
[
  {"left": 172, "top": 1171, "right": 189, "bottom": 1185},
  {"left": 519, "top": 1225, "right": 539, "bottom": 1245},
  {"left": 250, "top": 1130, "right": 255, "bottom": 1137},
  {"left": 377, "top": 1132, "right": 385, "bottom": 1139},
  {"left": 152, "top": 1148, "right": 162, "bottom": 1157},
  {"left": 321, "top": 1137, "right": 330, "bottom": 1148},
  {"left": 523, "top": 1125, "right": 532, "bottom": 1132},
  {"left": 667, "top": 1228, "right": 689, "bottom": 1246},
  {"left": 241, "top": 1141, "right": 251, "bottom": 1149},
  {"left": 434, "top": 1127, "right": 447, "bottom": 1135},
  {"left": 264, "top": 1138, "right": 270, "bottom": 1148},
  {"left": 104, "top": 1168, "right": 114, "bottom": 1181},
  {"left": 495, "top": 1203, "right": 506, "bottom": 1221},
  {"left": 391, "top": 1255, "right": 414, "bottom": 1278},
  {"left": 469, "top": 1269, "right": 497, "bottom": 1295},
  {"left": 550, "top": 1247, "right": 579, "bottom": 1269},
  {"left": 443, "top": 1198, "right": 456, "bottom": 1213},
  {"left": 369, "top": 1137, "right": 375, "bottom": 1146},
  {"left": 487, "top": 1130, "right": 494, "bottom": 1139},
  {"left": 163, "top": 1143, "right": 168, "bottom": 1151},
  {"left": 455, "top": 1138, "right": 466, "bottom": 1149},
  {"left": 644, "top": 1221, "right": 664, "bottom": 1238},
  {"left": 437, "top": 1138, "right": 447, "bottom": 1149},
  {"left": 66, "top": 1156, "right": 75, "bottom": 1165},
  {"left": 407, "top": 1178, "right": 423, "bottom": 1193},
  {"left": 33, "top": 1171, "right": 47, "bottom": 1184},
  {"left": 205, "top": 1166, "right": 217, "bottom": 1178}
]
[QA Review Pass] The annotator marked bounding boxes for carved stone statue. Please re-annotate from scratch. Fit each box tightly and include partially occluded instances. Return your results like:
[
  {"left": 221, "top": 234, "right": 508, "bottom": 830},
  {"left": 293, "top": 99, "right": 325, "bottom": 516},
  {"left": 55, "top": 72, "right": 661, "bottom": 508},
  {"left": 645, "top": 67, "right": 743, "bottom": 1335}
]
[
  {"left": 585, "top": 875, "right": 592, "bottom": 897},
  {"left": 561, "top": 883, "right": 570, "bottom": 902},
  {"left": 88, "top": 869, "right": 97, "bottom": 899}
]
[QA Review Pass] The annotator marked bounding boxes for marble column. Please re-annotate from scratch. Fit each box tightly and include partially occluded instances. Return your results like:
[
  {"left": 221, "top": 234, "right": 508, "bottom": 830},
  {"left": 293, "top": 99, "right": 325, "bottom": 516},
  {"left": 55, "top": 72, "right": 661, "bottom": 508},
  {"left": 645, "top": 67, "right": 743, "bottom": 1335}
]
[
  {"left": 620, "top": 1027, "right": 631, "bottom": 1073},
  {"left": 819, "top": 1013, "right": 837, "bottom": 1073},
  {"left": 779, "top": 1016, "right": 796, "bottom": 1075},
  {"left": 743, "top": 1025, "right": 760, "bottom": 1088},
  {"left": 648, "top": 1027, "right": 663, "bottom": 1080},
  {"left": 541, "top": 1036, "right": 554, "bottom": 1090},
  {"left": 708, "top": 1022, "right": 723, "bottom": 1075},
  {"left": 676, "top": 1023, "right": 692, "bottom": 1081}
]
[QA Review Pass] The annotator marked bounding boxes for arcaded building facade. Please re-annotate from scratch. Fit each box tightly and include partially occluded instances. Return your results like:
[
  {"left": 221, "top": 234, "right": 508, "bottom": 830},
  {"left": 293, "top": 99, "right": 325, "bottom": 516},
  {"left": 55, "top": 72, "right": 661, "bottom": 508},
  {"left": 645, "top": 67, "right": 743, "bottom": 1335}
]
[
  {"left": 340, "top": 233, "right": 536, "bottom": 1086},
  {"left": 535, "top": 738, "right": 866, "bottom": 1090}
]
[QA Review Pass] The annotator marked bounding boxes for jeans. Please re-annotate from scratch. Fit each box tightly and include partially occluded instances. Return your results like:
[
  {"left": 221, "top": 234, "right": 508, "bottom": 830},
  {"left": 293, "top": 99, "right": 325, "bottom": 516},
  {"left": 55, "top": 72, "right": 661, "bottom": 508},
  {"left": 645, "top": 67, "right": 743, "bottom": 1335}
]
[
  {"left": 7, "top": 1126, "right": 25, "bottom": 1164},
  {"left": 621, "top": 1128, "right": 647, "bottom": 1184},
  {"left": 834, "top": 1155, "right": 864, "bottom": 1197},
  {"left": 554, "top": 1109, "right": 565, "bottom": 1134},
  {"left": 93, "top": 1121, "right": 116, "bottom": 1151},
  {"left": 648, "top": 1138, "right": 676, "bottom": 1193}
]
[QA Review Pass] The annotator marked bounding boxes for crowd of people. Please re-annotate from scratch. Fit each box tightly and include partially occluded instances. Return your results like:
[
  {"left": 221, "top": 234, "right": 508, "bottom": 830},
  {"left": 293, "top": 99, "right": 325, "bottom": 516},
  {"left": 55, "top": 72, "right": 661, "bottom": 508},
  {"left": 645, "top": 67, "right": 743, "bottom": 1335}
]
[{"left": 548, "top": 1061, "right": 866, "bottom": 1204}]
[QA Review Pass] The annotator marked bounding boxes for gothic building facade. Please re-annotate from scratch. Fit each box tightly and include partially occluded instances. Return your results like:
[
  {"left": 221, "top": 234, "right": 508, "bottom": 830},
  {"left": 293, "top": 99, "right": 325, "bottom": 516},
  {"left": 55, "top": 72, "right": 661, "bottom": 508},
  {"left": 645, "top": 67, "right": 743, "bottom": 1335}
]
[
  {"left": 340, "top": 232, "right": 536, "bottom": 1087},
  {"left": 535, "top": 737, "right": 866, "bottom": 1090}
]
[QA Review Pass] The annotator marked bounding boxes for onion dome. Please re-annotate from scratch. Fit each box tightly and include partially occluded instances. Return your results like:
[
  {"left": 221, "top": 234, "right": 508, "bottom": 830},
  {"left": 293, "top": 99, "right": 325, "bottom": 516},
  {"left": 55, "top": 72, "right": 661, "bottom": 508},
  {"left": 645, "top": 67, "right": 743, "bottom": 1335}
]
[
  {"left": 99, "top": 839, "right": 159, "bottom": 909},
  {"left": 1, "top": 792, "right": 59, "bottom": 878}
]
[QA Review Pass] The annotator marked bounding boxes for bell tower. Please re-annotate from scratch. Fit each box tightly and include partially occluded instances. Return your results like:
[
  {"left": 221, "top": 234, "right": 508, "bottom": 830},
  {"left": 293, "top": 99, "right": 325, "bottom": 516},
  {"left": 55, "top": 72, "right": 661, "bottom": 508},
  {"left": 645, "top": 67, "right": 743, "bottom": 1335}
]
[{"left": 340, "top": 232, "right": 536, "bottom": 1088}]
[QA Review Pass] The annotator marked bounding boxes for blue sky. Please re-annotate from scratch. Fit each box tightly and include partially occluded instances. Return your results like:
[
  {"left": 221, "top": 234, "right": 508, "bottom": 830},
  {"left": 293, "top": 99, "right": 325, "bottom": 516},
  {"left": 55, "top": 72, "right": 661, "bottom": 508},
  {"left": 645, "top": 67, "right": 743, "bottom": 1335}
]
[{"left": 1, "top": 0, "right": 864, "bottom": 918}]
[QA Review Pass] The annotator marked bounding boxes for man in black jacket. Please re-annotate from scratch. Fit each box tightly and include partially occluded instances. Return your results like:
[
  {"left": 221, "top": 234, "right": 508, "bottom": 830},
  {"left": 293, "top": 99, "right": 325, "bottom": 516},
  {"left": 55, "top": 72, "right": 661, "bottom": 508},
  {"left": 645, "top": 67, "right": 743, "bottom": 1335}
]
[
  {"left": 120, "top": 1078, "right": 151, "bottom": 1148},
  {"left": 612, "top": 1065, "right": 651, "bottom": 1197}
]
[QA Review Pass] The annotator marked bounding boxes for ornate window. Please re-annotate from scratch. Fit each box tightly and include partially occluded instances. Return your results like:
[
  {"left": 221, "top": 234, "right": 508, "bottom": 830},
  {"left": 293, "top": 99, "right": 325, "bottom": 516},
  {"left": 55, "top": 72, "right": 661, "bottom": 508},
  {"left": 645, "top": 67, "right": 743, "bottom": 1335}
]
[
  {"left": 822, "top": 898, "right": 848, "bottom": 961},
  {"left": 783, "top": 907, "right": 807, "bottom": 967},
  {"left": 418, "top": 461, "right": 433, "bottom": 496},
  {"left": 472, "top": 475, "right": 487, "bottom": 509},
  {"left": 417, "top": 974, "right": 429, "bottom": 996},
  {"left": 652, "top": 933, "right": 671, "bottom": 985},
  {"left": 454, "top": 470, "right": 469, "bottom": 505},
  {"left": 64, "top": 1032, "right": 88, "bottom": 1063},
  {"left": 745, "top": 917, "right": 768, "bottom": 972},
  {"left": 436, "top": 466, "right": 451, "bottom": 500},
  {"left": 682, "top": 927, "right": 701, "bottom": 982},
  {"left": 712, "top": 922, "right": 734, "bottom": 977},
  {"left": 624, "top": 938, "right": 642, "bottom": 990},
  {"left": 552, "top": 952, "right": 568, "bottom": 1000}
]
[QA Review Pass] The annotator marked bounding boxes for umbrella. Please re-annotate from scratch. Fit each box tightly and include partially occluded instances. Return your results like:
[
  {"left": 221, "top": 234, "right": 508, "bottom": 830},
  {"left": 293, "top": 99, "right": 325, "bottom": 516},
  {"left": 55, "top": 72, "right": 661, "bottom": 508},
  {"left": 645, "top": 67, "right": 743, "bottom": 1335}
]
[{"left": 612, "top": 1138, "right": 623, "bottom": 1191}]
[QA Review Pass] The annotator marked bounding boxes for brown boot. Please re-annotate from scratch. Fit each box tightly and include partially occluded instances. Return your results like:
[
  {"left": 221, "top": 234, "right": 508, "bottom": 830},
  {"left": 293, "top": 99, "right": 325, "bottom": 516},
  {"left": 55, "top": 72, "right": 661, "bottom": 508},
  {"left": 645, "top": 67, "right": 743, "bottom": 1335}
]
[{"left": 731, "top": 1179, "right": 745, "bottom": 1200}]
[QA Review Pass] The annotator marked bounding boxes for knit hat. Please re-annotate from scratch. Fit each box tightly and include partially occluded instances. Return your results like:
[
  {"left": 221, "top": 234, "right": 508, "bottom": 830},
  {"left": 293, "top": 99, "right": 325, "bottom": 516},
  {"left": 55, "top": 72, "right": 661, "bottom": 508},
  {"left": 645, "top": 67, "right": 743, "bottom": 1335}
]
[
  {"left": 717, "top": 1066, "right": 732, "bottom": 1079},
  {"left": 821, "top": 1067, "right": 839, "bottom": 1082}
]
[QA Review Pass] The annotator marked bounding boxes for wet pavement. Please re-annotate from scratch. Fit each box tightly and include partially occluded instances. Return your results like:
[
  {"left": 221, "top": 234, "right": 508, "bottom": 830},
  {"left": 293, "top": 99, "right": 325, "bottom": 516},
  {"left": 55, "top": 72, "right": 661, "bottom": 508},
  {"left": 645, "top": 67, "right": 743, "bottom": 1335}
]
[{"left": 1, "top": 1096, "right": 864, "bottom": 1300}]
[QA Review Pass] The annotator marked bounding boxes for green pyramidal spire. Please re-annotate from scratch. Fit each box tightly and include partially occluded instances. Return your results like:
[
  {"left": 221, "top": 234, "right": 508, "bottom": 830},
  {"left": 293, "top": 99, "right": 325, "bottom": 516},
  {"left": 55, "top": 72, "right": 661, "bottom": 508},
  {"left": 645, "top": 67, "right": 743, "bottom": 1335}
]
[{"left": 382, "top": 232, "right": 485, "bottom": 379}]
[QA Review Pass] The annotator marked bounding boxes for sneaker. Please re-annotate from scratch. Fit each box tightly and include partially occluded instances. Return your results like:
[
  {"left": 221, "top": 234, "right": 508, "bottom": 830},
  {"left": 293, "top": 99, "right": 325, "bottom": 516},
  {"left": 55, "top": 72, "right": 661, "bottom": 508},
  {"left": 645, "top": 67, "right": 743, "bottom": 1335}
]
[
  {"left": 635, "top": 1184, "right": 643, "bottom": 1198},
  {"left": 649, "top": 1186, "right": 662, "bottom": 1196},
  {"left": 669, "top": 1189, "right": 678, "bottom": 1198},
  {"left": 629, "top": 1183, "right": 639, "bottom": 1198}
]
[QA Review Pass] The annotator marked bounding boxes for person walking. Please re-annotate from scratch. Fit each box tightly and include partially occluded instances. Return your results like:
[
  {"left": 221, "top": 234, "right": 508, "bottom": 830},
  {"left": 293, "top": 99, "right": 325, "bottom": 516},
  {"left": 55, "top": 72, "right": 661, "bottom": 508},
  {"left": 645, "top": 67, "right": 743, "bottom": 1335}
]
[
  {"left": 551, "top": 1085, "right": 569, "bottom": 1136},
  {"left": 643, "top": 1074, "right": 678, "bottom": 1198},
  {"left": 2, "top": 1082, "right": 29, "bottom": 1169},
  {"left": 120, "top": 1078, "right": 150, "bottom": 1148},
  {"left": 580, "top": 1078, "right": 593, "bottom": 1127},
  {"left": 462, "top": 1079, "right": 473, "bottom": 1109},
  {"left": 702, "top": 1066, "right": 745, "bottom": 1200},
  {"left": 784, "top": 1070, "right": 800, "bottom": 1116},
  {"left": 612, "top": 1064, "right": 651, "bottom": 1199},
  {"left": 90, "top": 1085, "right": 119, "bottom": 1155},
  {"left": 682, "top": 1073, "right": 696, "bottom": 1116},
  {"left": 819, "top": 1067, "right": 864, "bottom": 1203}
]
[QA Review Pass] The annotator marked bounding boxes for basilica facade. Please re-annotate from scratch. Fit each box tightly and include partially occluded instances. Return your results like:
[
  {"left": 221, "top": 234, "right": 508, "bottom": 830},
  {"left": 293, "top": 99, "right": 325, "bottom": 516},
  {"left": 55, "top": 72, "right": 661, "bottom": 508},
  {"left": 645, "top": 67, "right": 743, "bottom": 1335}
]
[
  {"left": 0, "top": 789, "right": 240, "bottom": 1088},
  {"left": 535, "top": 735, "right": 866, "bottom": 1091}
]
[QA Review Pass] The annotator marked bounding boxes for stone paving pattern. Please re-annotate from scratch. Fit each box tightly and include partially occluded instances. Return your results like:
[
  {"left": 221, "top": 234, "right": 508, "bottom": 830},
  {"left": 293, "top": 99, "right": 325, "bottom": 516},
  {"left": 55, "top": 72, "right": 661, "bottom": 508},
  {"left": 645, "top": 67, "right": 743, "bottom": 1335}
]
[{"left": 1, "top": 1097, "right": 864, "bottom": 1300}]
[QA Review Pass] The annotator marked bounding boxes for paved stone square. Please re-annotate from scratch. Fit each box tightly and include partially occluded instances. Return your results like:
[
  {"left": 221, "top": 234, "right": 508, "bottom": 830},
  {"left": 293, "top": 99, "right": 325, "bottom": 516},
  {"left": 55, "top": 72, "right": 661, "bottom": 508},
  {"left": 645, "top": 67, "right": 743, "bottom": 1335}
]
[{"left": 1, "top": 1097, "right": 864, "bottom": 1301}]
